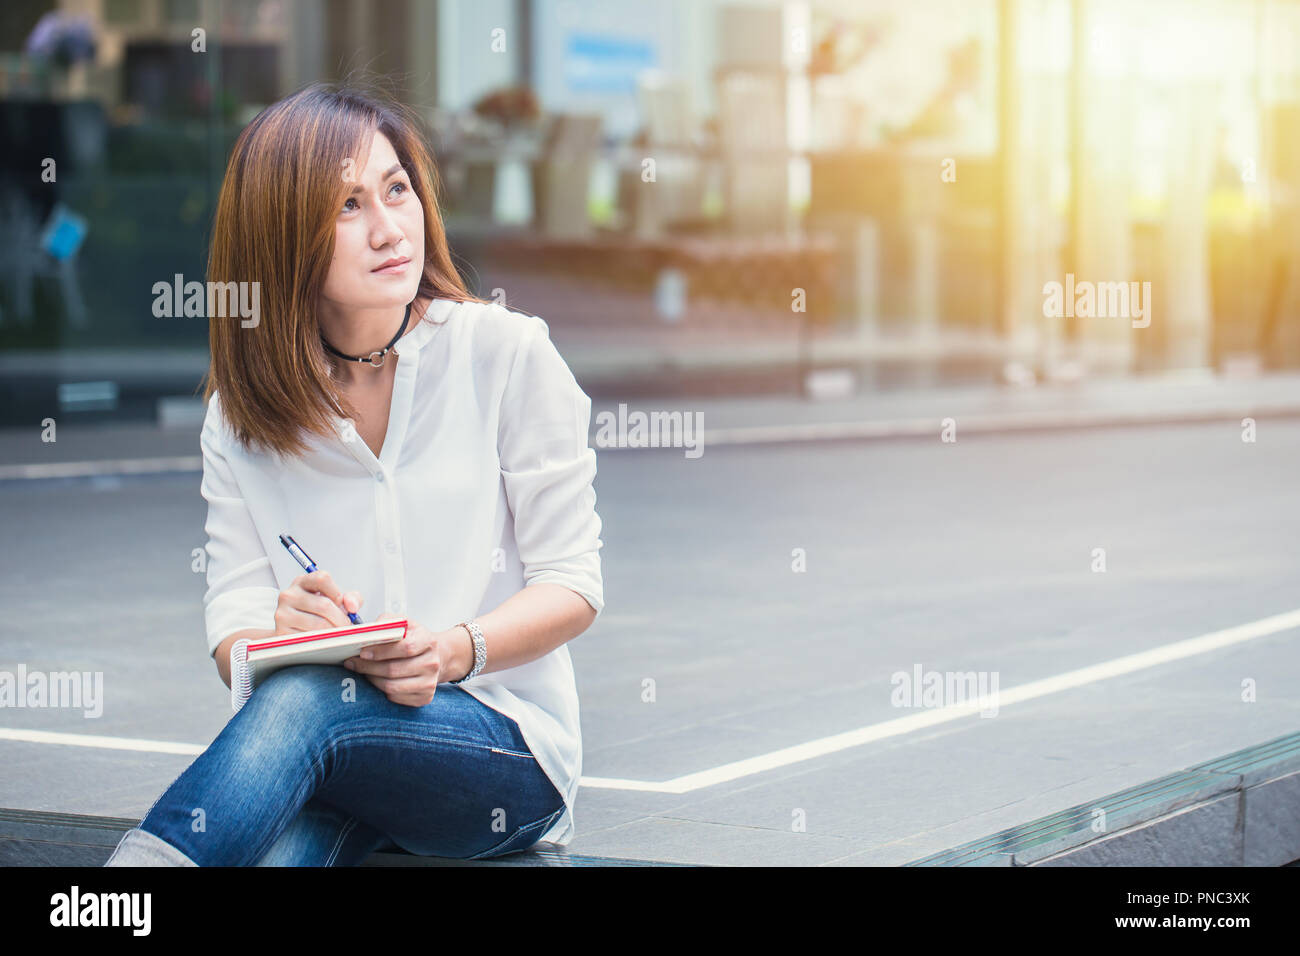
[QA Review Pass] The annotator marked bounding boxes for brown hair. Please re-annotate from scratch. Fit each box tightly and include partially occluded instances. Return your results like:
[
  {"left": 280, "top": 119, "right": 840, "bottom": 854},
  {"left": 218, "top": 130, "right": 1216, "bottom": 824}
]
[{"left": 200, "top": 81, "right": 490, "bottom": 460}]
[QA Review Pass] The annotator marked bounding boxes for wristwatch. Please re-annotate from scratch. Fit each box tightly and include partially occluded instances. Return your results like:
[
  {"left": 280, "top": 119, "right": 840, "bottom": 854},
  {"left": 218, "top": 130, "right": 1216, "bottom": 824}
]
[{"left": 450, "top": 620, "right": 486, "bottom": 684}]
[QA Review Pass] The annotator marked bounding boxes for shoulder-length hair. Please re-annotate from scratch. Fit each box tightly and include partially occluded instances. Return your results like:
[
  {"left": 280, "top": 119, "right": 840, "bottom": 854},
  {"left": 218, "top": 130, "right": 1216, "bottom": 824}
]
[{"left": 200, "top": 81, "right": 490, "bottom": 460}]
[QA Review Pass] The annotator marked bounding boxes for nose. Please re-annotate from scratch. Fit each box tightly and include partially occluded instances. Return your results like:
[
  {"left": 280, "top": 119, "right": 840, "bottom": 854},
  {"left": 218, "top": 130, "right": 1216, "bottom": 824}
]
[{"left": 370, "top": 203, "right": 404, "bottom": 253}]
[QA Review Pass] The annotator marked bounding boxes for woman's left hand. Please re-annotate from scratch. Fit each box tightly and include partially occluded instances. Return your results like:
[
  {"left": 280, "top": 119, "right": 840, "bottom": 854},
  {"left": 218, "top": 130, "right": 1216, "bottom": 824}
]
[{"left": 342, "top": 616, "right": 459, "bottom": 707}]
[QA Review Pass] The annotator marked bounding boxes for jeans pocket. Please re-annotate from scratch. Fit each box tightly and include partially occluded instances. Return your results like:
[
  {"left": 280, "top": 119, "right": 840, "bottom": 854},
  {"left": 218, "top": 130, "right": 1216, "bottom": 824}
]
[
  {"left": 487, "top": 746, "right": 536, "bottom": 759},
  {"left": 467, "top": 806, "right": 564, "bottom": 861}
]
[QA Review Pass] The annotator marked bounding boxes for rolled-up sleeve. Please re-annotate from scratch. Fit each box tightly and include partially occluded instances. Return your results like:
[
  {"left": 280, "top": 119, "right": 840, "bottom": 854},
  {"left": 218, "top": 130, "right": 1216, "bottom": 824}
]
[
  {"left": 497, "top": 315, "right": 605, "bottom": 618},
  {"left": 200, "top": 397, "right": 281, "bottom": 657}
]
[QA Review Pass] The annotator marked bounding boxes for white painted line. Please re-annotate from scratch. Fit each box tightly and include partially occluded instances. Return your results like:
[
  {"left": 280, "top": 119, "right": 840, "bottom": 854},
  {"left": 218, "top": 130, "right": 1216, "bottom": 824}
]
[
  {"left": 0, "top": 456, "right": 201, "bottom": 480},
  {"left": 576, "top": 776, "right": 681, "bottom": 794},
  {"left": 0, "top": 727, "right": 203, "bottom": 755},
  {"left": 3, "top": 607, "right": 1299, "bottom": 793},
  {"left": 626, "top": 606, "right": 1300, "bottom": 793}
]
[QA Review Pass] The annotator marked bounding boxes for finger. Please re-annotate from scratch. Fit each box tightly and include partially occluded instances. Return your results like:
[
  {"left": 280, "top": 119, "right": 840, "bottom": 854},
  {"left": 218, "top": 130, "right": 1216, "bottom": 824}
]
[
  {"left": 385, "top": 673, "right": 439, "bottom": 695},
  {"left": 346, "top": 647, "right": 436, "bottom": 678},
  {"left": 365, "top": 673, "right": 437, "bottom": 704},
  {"left": 299, "top": 570, "right": 343, "bottom": 604},
  {"left": 294, "top": 590, "right": 349, "bottom": 628},
  {"left": 359, "top": 635, "right": 426, "bottom": 662},
  {"left": 341, "top": 591, "right": 364, "bottom": 615},
  {"left": 277, "top": 605, "right": 345, "bottom": 633}
]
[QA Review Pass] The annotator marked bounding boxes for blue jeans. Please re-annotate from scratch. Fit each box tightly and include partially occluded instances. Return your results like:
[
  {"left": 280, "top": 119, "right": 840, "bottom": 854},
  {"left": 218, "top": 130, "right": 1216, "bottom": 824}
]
[{"left": 104, "top": 664, "right": 566, "bottom": 866}]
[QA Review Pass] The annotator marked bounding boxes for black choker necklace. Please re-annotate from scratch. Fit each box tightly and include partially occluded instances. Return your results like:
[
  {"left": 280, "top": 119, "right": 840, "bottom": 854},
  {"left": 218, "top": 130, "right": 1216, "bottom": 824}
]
[{"left": 321, "top": 301, "right": 412, "bottom": 368}]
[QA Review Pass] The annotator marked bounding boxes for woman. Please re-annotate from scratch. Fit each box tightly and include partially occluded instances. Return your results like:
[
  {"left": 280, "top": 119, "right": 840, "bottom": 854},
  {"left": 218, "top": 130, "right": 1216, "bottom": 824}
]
[{"left": 104, "top": 83, "right": 605, "bottom": 865}]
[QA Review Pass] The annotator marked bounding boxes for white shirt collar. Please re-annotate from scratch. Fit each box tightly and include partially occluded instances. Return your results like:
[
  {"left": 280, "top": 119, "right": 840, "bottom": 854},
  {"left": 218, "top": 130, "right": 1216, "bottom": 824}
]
[{"left": 394, "top": 296, "right": 458, "bottom": 354}]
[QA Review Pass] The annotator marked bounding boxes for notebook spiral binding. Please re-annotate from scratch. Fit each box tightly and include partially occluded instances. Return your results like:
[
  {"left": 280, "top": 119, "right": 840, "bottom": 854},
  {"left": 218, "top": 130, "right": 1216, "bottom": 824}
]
[{"left": 230, "top": 639, "right": 253, "bottom": 713}]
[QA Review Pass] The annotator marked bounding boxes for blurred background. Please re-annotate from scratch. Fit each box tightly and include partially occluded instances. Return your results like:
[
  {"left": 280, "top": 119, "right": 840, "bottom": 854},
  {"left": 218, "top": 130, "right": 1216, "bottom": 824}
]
[
  {"left": 3, "top": 0, "right": 1300, "bottom": 424},
  {"left": 5, "top": 1, "right": 1300, "bottom": 869}
]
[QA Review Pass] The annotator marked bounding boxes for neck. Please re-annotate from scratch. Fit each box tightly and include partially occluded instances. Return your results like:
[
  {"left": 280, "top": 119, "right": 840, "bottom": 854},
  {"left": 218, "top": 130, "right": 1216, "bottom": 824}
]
[
  {"left": 319, "top": 297, "right": 424, "bottom": 385},
  {"left": 318, "top": 301, "right": 412, "bottom": 357},
  {"left": 331, "top": 350, "right": 397, "bottom": 389}
]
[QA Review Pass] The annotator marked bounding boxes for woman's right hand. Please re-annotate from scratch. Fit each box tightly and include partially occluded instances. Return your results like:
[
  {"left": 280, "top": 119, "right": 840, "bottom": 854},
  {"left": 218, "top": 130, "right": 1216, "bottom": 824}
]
[{"left": 274, "top": 570, "right": 364, "bottom": 634}]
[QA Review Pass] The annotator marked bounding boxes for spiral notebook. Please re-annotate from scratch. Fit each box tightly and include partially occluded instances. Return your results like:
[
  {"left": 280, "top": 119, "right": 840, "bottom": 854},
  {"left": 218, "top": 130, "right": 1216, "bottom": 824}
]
[{"left": 229, "top": 619, "right": 408, "bottom": 712}]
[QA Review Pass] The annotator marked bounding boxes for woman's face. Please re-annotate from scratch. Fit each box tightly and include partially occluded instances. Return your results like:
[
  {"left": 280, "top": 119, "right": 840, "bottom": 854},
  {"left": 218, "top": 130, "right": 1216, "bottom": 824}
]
[{"left": 320, "top": 130, "right": 424, "bottom": 316}]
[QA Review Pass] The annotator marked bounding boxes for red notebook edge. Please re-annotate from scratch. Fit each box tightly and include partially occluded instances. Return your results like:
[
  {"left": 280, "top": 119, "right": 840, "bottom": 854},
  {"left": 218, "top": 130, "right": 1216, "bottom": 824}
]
[{"left": 249, "top": 618, "right": 409, "bottom": 652}]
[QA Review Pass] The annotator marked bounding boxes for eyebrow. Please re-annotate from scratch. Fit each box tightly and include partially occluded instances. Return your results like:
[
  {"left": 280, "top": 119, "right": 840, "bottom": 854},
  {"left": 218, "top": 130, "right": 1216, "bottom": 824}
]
[{"left": 349, "top": 162, "right": 406, "bottom": 194}]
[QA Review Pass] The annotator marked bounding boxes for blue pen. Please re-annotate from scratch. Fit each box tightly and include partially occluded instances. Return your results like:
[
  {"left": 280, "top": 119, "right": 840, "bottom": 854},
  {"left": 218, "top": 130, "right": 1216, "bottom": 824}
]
[{"left": 279, "top": 534, "right": 363, "bottom": 624}]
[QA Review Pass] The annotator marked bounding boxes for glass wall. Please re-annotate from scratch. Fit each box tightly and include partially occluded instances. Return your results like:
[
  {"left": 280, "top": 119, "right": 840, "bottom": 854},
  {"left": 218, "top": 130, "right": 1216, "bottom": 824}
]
[{"left": 2, "top": 0, "right": 1299, "bottom": 424}]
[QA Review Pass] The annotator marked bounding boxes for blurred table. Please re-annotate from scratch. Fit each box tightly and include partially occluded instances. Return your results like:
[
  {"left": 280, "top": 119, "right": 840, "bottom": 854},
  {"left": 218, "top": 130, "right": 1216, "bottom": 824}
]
[
  {"left": 482, "top": 230, "right": 839, "bottom": 397},
  {"left": 483, "top": 231, "right": 838, "bottom": 323}
]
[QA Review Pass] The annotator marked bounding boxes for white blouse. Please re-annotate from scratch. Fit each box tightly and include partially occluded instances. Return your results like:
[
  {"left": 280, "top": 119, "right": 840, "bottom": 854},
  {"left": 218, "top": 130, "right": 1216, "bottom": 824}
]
[{"left": 199, "top": 296, "right": 605, "bottom": 848}]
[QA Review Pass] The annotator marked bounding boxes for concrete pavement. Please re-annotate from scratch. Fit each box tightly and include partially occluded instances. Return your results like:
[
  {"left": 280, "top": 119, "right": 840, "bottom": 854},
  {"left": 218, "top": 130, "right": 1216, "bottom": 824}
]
[{"left": 1, "top": 405, "right": 1298, "bottom": 864}]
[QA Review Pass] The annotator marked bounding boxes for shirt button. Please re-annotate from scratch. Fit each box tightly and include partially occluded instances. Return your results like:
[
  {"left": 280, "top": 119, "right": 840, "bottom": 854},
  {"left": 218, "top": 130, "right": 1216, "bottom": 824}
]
[
  {"left": 375, "top": 472, "right": 385, "bottom": 483},
  {"left": 390, "top": 600, "right": 403, "bottom": 613},
  {"left": 385, "top": 541, "right": 397, "bottom": 553}
]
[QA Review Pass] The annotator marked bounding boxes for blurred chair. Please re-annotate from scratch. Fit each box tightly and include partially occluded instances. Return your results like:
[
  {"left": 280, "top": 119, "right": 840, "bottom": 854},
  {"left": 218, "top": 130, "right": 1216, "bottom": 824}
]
[
  {"left": 717, "top": 70, "right": 790, "bottom": 236},
  {"left": 715, "top": 2, "right": 794, "bottom": 236},
  {"left": 532, "top": 113, "right": 603, "bottom": 239},
  {"left": 622, "top": 73, "right": 706, "bottom": 238}
]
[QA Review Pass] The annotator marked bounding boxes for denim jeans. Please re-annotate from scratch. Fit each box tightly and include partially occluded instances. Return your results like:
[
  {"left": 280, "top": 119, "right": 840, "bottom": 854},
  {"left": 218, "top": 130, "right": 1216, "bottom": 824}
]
[{"left": 104, "top": 664, "right": 566, "bottom": 866}]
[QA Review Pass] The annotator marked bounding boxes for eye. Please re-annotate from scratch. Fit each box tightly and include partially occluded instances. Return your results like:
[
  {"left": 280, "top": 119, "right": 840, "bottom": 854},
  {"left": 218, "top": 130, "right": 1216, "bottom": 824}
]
[{"left": 341, "top": 181, "right": 407, "bottom": 214}]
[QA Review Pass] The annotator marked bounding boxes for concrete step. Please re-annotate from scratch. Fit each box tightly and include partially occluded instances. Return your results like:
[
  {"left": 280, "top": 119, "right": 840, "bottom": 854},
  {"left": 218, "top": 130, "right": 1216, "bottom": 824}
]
[
  {"left": 905, "top": 729, "right": 1300, "bottom": 866},
  {"left": 0, "top": 808, "right": 686, "bottom": 867}
]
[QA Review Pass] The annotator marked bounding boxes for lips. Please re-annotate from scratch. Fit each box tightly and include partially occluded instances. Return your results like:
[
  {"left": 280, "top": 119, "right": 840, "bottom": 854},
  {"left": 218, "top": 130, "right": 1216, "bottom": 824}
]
[{"left": 372, "top": 257, "right": 410, "bottom": 273}]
